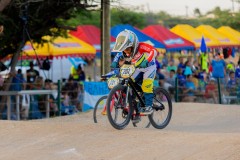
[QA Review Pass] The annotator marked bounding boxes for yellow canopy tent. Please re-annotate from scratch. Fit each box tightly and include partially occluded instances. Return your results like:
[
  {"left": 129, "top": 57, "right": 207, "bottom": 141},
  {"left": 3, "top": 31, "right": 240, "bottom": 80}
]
[
  {"left": 171, "top": 24, "right": 220, "bottom": 48},
  {"left": 196, "top": 25, "right": 240, "bottom": 47},
  {"left": 22, "top": 34, "right": 96, "bottom": 59},
  {"left": 217, "top": 26, "right": 240, "bottom": 45}
]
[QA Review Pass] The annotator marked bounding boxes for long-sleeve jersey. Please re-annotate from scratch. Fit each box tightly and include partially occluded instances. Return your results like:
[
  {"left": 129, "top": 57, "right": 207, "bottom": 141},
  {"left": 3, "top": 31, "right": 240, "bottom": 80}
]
[{"left": 111, "top": 42, "right": 158, "bottom": 68}]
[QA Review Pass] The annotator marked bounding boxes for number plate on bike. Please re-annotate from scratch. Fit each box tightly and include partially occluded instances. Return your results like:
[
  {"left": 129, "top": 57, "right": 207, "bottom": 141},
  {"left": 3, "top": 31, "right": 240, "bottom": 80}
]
[
  {"left": 107, "top": 77, "right": 119, "bottom": 89},
  {"left": 120, "top": 64, "right": 135, "bottom": 78}
]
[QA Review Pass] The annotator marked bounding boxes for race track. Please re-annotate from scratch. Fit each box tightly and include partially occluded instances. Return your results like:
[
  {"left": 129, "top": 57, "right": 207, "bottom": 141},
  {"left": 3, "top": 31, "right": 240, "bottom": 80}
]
[{"left": 0, "top": 103, "right": 240, "bottom": 160}]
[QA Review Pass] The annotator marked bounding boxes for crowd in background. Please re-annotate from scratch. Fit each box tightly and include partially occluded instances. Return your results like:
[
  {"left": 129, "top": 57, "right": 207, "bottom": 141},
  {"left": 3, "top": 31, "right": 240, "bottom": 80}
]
[
  {"left": 1, "top": 61, "right": 86, "bottom": 120},
  {"left": 156, "top": 51, "right": 240, "bottom": 104}
]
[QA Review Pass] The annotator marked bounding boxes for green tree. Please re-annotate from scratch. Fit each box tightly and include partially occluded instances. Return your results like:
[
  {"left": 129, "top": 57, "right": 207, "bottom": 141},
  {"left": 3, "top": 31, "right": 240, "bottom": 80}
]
[
  {"left": 0, "top": 0, "right": 93, "bottom": 115},
  {"left": 193, "top": 8, "right": 202, "bottom": 17}
]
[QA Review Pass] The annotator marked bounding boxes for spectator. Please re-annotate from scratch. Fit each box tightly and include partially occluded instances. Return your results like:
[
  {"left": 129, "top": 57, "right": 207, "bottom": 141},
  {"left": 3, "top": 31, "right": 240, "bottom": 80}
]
[
  {"left": 9, "top": 69, "right": 26, "bottom": 120},
  {"left": 211, "top": 53, "right": 226, "bottom": 79},
  {"left": 235, "top": 61, "right": 240, "bottom": 79},
  {"left": 10, "top": 69, "right": 26, "bottom": 91},
  {"left": 169, "top": 54, "right": 175, "bottom": 64},
  {"left": 183, "top": 60, "right": 193, "bottom": 76},
  {"left": 166, "top": 60, "right": 177, "bottom": 73},
  {"left": 26, "top": 61, "right": 39, "bottom": 90},
  {"left": 165, "top": 69, "right": 176, "bottom": 88},
  {"left": 64, "top": 77, "right": 79, "bottom": 108},
  {"left": 77, "top": 82, "right": 84, "bottom": 112},
  {"left": 39, "top": 79, "right": 58, "bottom": 116},
  {"left": 176, "top": 67, "right": 185, "bottom": 87},
  {"left": 226, "top": 71, "right": 238, "bottom": 104},
  {"left": 165, "top": 69, "right": 176, "bottom": 96},
  {"left": 226, "top": 61, "right": 235, "bottom": 74},
  {"left": 177, "top": 56, "right": 185, "bottom": 70},
  {"left": 78, "top": 66, "right": 86, "bottom": 82},
  {"left": 199, "top": 52, "right": 209, "bottom": 73},
  {"left": 227, "top": 71, "right": 237, "bottom": 94},
  {"left": 161, "top": 53, "right": 168, "bottom": 68},
  {"left": 182, "top": 75, "right": 197, "bottom": 102},
  {"left": 191, "top": 60, "right": 200, "bottom": 73},
  {"left": 204, "top": 78, "right": 218, "bottom": 103},
  {"left": 156, "top": 68, "right": 165, "bottom": 87},
  {"left": 29, "top": 76, "right": 44, "bottom": 119},
  {"left": 70, "top": 64, "right": 85, "bottom": 82},
  {"left": 197, "top": 69, "right": 207, "bottom": 92},
  {"left": 61, "top": 86, "right": 77, "bottom": 115}
]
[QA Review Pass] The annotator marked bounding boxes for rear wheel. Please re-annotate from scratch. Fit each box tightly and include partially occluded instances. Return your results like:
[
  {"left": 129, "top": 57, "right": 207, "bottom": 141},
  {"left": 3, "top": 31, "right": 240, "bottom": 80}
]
[
  {"left": 93, "top": 95, "right": 108, "bottom": 123},
  {"left": 106, "top": 84, "right": 133, "bottom": 130},
  {"left": 148, "top": 87, "right": 172, "bottom": 129}
]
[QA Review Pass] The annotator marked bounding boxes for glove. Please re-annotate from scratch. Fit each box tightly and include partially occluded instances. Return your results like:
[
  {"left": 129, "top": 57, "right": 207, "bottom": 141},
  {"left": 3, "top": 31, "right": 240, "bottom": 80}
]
[{"left": 139, "top": 60, "right": 148, "bottom": 68}]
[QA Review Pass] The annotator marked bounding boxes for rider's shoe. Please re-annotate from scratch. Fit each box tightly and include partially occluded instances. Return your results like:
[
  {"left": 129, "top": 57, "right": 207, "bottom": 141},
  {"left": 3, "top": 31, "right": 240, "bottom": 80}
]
[
  {"left": 142, "top": 106, "right": 153, "bottom": 115},
  {"left": 132, "top": 114, "right": 141, "bottom": 123}
]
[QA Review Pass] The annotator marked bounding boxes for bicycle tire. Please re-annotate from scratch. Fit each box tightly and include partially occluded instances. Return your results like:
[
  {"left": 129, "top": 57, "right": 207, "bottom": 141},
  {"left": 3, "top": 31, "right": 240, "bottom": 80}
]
[
  {"left": 106, "top": 84, "right": 133, "bottom": 130},
  {"left": 148, "top": 87, "right": 172, "bottom": 129},
  {"left": 93, "top": 95, "right": 108, "bottom": 123}
]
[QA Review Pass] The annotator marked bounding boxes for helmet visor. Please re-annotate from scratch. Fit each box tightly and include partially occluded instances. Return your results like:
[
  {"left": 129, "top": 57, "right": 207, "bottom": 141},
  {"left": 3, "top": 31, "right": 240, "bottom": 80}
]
[{"left": 112, "top": 35, "right": 132, "bottom": 52}]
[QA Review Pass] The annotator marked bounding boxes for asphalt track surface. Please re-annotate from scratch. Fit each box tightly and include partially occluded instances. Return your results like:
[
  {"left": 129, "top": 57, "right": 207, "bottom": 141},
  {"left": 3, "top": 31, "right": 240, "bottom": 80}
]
[{"left": 0, "top": 103, "right": 240, "bottom": 160}]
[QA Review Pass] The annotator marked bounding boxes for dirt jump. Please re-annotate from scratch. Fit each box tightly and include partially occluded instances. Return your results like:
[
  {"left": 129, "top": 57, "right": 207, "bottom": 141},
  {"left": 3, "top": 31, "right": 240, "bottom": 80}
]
[{"left": 0, "top": 102, "right": 239, "bottom": 160}]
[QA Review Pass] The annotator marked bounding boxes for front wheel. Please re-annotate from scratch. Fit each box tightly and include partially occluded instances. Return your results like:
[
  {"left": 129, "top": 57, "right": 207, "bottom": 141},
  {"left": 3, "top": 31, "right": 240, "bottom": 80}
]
[
  {"left": 148, "top": 87, "right": 172, "bottom": 129},
  {"left": 106, "top": 84, "right": 133, "bottom": 130}
]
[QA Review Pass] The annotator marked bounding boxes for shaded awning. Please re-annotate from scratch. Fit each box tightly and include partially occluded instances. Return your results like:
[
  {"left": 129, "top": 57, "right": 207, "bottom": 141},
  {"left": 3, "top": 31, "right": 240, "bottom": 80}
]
[
  {"left": 196, "top": 25, "right": 240, "bottom": 47},
  {"left": 171, "top": 24, "right": 220, "bottom": 48},
  {"left": 217, "top": 26, "right": 240, "bottom": 45},
  {"left": 22, "top": 34, "right": 96, "bottom": 60},
  {"left": 142, "top": 25, "right": 195, "bottom": 52},
  {"left": 69, "top": 25, "right": 116, "bottom": 57}
]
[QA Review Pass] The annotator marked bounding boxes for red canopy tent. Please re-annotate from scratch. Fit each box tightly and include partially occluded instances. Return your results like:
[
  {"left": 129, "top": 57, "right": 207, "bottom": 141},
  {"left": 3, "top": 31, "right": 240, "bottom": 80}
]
[
  {"left": 69, "top": 25, "right": 115, "bottom": 57},
  {"left": 142, "top": 25, "right": 195, "bottom": 52}
]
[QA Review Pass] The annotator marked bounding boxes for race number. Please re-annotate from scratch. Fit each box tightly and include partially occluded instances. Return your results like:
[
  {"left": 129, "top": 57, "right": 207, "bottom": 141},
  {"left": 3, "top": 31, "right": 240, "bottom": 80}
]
[
  {"left": 120, "top": 64, "right": 135, "bottom": 78},
  {"left": 107, "top": 77, "right": 119, "bottom": 89}
]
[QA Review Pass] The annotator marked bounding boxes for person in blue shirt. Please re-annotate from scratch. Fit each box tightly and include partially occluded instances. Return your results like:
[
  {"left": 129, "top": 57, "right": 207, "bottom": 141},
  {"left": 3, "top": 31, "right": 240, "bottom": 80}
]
[
  {"left": 235, "top": 61, "right": 240, "bottom": 79},
  {"left": 211, "top": 53, "right": 226, "bottom": 79},
  {"left": 182, "top": 74, "right": 197, "bottom": 102},
  {"left": 177, "top": 56, "right": 185, "bottom": 71},
  {"left": 176, "top": 67, "right": 185, "bottom": 87},
  {"left": 183, "top": 60, "right": 193, "bottom": 76},
  {"left": 10, "top": 69, "right": 26, "bottom": 91},
  {"left": 227, "top": 71, "right": 237, "bottom": 94}
]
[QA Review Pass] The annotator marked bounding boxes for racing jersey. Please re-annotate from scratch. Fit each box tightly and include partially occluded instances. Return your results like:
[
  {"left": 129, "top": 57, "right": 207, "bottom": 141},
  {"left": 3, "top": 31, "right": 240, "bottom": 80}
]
[
  {"left": 131, "top": 42, "right": 157, "bottom": 67},
  {"left": 111, "top": 42, "right": 157, "bottom": 68}
]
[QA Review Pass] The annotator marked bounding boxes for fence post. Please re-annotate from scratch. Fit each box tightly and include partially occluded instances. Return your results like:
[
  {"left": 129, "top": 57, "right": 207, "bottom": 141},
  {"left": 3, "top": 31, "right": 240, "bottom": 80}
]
[
  {"left": 175, "top": 77, "right": 178, "bottom": 102},
  {"left": 7, "top": 96, "right": 11, "bottom": 120},
  {"left": 57, "top": 80, "right": 61, "bottom": 116},
  {"left": 16, "top": 95, "right": 20, "bottom": 120},
  {"left": 46, "top": 94, "right": 50, "bottom": 118},
  {"left": 217, "top": 78, "right": 222, "bottom": 104}
]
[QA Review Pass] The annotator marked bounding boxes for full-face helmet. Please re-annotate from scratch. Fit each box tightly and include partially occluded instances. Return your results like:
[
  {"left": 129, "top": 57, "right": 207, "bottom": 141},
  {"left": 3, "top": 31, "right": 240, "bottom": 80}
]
[{"left": 112, "top": 29, "right": 139, "bottom": 60}]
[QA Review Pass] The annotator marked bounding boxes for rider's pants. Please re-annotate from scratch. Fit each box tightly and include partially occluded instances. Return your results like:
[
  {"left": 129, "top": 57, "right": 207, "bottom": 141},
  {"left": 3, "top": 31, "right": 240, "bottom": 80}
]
[{"left": 131, "top": 65, "right": 156, "bottom": 107}]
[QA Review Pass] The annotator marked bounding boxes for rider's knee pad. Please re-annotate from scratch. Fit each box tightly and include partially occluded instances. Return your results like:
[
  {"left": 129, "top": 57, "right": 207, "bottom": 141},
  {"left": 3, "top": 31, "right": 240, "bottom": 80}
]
[{"left": 142, "top": 78, "right": 154, "bottom": 93}]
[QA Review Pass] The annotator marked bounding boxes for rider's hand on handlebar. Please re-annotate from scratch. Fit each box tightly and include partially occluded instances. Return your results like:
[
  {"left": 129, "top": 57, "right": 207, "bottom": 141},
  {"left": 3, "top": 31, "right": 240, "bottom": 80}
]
[{"left": 119, "top": 59, "right": 125, "bottom": 67}]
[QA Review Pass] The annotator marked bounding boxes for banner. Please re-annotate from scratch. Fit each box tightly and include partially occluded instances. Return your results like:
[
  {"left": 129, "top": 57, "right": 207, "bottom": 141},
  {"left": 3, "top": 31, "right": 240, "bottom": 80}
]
[{"left": 83, "top": 82, "right": 110, "bottom": 112}]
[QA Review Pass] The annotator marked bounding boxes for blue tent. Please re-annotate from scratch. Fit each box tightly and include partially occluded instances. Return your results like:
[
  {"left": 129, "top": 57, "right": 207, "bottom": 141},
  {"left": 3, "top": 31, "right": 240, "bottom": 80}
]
[{"left": 111, "top": 24, "right": 166, "bottom": 52}]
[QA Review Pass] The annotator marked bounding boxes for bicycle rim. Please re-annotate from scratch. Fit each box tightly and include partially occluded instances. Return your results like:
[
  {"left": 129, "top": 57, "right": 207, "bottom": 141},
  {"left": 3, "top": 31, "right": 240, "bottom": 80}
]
[{"left": 148, "top": 87, "right": 172, "bottom": 129}]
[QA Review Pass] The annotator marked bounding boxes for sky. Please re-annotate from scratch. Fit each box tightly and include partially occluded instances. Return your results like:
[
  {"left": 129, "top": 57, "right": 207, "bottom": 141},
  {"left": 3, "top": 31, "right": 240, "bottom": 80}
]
[{"left": 118, "top": 0, "right": 237, "bottom": 16}]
